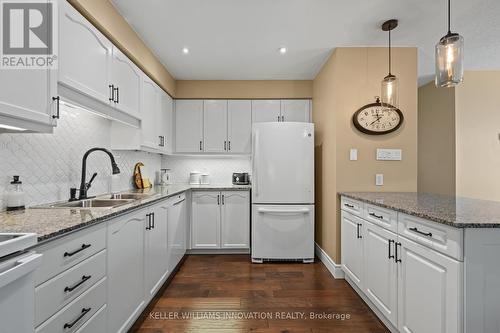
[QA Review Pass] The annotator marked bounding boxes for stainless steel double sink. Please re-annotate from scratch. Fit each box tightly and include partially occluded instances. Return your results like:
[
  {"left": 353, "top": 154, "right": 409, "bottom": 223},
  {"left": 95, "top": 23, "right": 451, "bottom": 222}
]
[{"left": 35, "top": 192, "right": 151, "bottom": 209}]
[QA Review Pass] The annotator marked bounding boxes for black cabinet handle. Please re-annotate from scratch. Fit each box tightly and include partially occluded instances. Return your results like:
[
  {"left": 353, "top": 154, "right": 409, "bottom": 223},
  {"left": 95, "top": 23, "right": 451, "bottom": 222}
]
[
  {"left": 224, "top": 141, "right": 227, "bottom": 151},
  {"left": 109, "top": 84, "right": 114, "bottom": 101},
  {"left": 409, "top": 227, "right": 432, "bottom": 237},
  {"left": 356, "top": 223, "right": 362, "bottom": 239},
  {"left": 199, "top": 141, "right": 203, "bottom": 151},
  {"left": 388, "top": 239, "right": 395, "bottom": 259},
  {"left": 281, "top": 115, "right": 285, "bottom": 122},
  {"left": 222, "top": 194, "right": 225, "bottom": 205},
  {"left": 52, "top": 96, "right": 60, "bottom": 119},
  {"left": 114, "top": 86, "right": 119, "bottom": 103},
  {"left": 217, "top": 194, "right": 220, "bottom": 205},
  {"left": 228, "top": 141, "right": 231, "bottom": 151},
  {"left": 344, "top": 203, "right": 354, "bottom": 208},
  {"left": 369, "top": 212, "right": 384, "bottom": 219},
  {"left": 64, "top": 275, "right": 91, "bottom": 293},
  {"left": 63, "top": 307, "right": 91, "bottom": 329},
  {"left": 152, "top": 212, "right": 155, "bottom": 229},
  {"left": 395, "top": 242, "right": 402, "bottom": 263},
  {"left": 277, "top": 115, "right": 280, "bottom": 122},
  {"left": 64, "top": 244, "right": 91, "bottom": 257},
  {"left": 146, "top": 213, "right": 152, "bottom": 230}
]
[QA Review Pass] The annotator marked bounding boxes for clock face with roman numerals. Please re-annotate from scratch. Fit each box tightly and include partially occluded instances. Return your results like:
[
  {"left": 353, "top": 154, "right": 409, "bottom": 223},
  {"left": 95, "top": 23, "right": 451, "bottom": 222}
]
[{"left": 352, "top": 101, "right": 404, "bottom": 135}]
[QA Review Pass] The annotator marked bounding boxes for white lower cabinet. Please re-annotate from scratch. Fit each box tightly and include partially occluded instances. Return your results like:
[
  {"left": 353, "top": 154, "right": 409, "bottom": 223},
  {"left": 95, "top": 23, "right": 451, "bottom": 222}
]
[
  {"left": 341, "top": 211, "right": 364, "bottom": 289},
  {"left": 168, "top": 194, "right": 187, "bottom": 271},
  {"left": 191, "top": 190, "right": 250, "bottom": 249},
  {"left": 107, "top": 210, "right": 146, "bottom": 333},
  {"left": 397, "top": 236, "right": 461, "bottom": 333},
  {"left": 363, "top": 221, "right": 398, "bottom": 326}
]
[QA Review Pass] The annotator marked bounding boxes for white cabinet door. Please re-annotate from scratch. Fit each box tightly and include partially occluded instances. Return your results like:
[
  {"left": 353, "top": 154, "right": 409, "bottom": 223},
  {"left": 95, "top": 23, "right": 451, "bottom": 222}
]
[
  {"left": 141, "top": 76, "right": 160, "bottom": 150},
  {"left": 227, "top": 100, "right": 252, "bottom": 153},
  {"left": 59, "top": 0, "right": 112, "bottom": 104},
  {"left": 281, "top": 100, "right": 310, "bottom": 122},
  {"left": 168, "top": 194, "right": 187, "bottom": 271},
  {"left": 110, "top": 46, "right": 141, "bottom": 118},
  {"left": 175, "top": 100, "right": 203, "bottom": 152},
  {"left": 397, "top": 236, "right": 461, "bottom": 333},
  {"left": 203, "top": 100, "right": 227, "bottom": 153},
  {"left": 221, "top": 191, "right": 250, "bottom": 248},
  {"left": 191, "top": 191, "right": 220, "bottom": 249},
  {"left": 107, "top": 211, "right": 146, "bottom": 333},
  {"left": 159, "top": 91, "right": 173, "bottom": 154},
  {"left": 341, "top": 211, "right": 364, "bottom": 289},
  {"left": 252, "top": 100, "right": 281, "bottom": 123},
  {"left": 145, "top": 203, "right": 169, "bottom": 300},
  {"left": 363, "top": 221, "right": 398, "bottom": 326}
]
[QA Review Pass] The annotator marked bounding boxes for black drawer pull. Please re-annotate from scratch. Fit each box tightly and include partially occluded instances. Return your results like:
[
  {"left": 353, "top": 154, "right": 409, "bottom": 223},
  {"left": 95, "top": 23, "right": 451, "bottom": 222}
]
[
  {"left": 369, "top": 212, "right": 384, "bottom": 219},
  {"left": 409, "top": 227, "right": 432, "bottom": 237},
  {"left": 63, "top": 307, "right": 91, "bottom": 329},
  {"left": 52, "top": 96, "right": 60, "bottom": 119},
  {"left": 395, "top": 242, "right": 402, "bottom": 263},
  {"left": 64, "top": 275, "right": 91, "bottom": 293},
  {"left": 388, "top": 239, "right": 395, "bottom": 259},
  {"left": 344, "top": 203, "right": 355, "bottom": 208},
  {"left": 64, "top": 244, "right": 91, "bottom": 257}
]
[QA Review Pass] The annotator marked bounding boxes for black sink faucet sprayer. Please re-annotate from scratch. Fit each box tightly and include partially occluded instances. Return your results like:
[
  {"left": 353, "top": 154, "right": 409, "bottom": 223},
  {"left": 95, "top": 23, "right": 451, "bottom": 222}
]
[{"left": 69, "top": 147, "right": 121, "bottom": 201}]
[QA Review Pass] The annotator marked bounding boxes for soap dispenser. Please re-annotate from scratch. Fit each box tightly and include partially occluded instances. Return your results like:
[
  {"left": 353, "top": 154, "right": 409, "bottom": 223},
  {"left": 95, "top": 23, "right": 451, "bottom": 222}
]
[{"left": 6, "top": 176, "right": 25, "bottom": 211}]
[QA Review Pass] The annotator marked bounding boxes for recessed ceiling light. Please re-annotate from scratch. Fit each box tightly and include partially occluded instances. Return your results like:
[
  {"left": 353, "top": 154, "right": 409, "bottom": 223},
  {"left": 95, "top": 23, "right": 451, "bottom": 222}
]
[
  {"left": 182, "top": 47, "right": 189, "bottom": 54},
  {"left": 279, "top": 47, "right": 287, "bottom": 54}
]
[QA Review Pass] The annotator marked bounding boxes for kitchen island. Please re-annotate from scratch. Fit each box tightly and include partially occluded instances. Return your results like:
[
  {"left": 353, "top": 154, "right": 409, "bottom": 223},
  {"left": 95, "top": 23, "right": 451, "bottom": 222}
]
[{"left": 339, "top": 192, "right": 500, "bottom": 333}]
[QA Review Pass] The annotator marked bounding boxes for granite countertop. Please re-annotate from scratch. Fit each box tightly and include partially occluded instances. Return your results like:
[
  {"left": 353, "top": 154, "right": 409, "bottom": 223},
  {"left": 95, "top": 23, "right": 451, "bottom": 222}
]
[
  {"left": 340, "top": 192, "right": 500, "bottom": 228},
  {"left": 0, "top": 184, "right": 251, "bottom": 245}
]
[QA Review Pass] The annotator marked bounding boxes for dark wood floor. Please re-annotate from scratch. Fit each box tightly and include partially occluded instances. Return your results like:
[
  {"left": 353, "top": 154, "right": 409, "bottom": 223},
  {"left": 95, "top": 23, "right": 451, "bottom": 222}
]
[{"left": 131, "top": 255, "right": 389, "bottom": 333}]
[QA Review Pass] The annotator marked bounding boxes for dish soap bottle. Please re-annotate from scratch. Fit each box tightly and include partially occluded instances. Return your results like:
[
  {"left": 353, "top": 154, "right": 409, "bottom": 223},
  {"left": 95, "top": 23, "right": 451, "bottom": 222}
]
[{"left": 6, "top": 176, "right": 25, "bottom": 211}]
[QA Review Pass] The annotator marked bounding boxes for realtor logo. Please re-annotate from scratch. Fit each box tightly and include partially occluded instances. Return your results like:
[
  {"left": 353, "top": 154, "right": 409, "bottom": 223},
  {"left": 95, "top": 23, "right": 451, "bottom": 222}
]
[{"left": 1, "top": 0, "right": 58, "bottom": 69}]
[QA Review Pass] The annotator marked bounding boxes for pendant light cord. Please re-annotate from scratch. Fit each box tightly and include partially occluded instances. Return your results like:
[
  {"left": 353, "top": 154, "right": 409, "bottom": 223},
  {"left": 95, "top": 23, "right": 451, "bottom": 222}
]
[
  {"left": 448, "top": 0, "right": 451, "bottom": 34},
  {"left": 388, "top": 29, "right": 392, "bottom": 75}
]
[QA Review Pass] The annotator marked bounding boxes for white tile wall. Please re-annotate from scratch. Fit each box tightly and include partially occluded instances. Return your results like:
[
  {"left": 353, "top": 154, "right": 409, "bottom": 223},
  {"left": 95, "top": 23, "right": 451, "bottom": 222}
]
[
  {"left": 0, "top": 104, "right": 161, "bottom": 209},
  {"left": 162, "top": 155, "right": 251, "bottom": 185}
]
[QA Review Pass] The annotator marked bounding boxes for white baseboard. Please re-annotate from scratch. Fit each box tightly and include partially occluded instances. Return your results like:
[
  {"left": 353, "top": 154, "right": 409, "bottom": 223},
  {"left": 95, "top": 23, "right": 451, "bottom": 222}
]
[
  {"left": 315, "top": 243, "right": 345, "bottom": 279},
  {"left": 186, "top": 248, "right": 250, "bottom": 255}
]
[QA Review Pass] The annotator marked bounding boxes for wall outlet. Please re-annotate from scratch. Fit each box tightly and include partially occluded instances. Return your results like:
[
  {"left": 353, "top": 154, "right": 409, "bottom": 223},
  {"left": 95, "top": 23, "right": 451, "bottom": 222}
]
[
  {"left": 349, "top": 148, "right": 358, "bottom": 161},
  {"left": 376, "top": 174, "right": 384, "bottom": 186},
  {"left": 376, "top": 149, "right": 402, "bottom": 161}
]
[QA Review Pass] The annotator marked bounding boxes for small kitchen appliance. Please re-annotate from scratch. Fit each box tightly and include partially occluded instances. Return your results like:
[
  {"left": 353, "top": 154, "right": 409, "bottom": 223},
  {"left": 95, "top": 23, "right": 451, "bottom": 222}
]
[
  {"left": 232, "top": 173, "right": 250, "bottom": 185},
  {"left": 6, "top": 176, "right": 25, "bottom": 211}
]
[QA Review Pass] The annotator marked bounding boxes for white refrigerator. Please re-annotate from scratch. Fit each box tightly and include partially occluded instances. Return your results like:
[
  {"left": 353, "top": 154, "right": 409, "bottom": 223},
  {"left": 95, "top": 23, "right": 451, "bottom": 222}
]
[{"left": 251, "top": 122, "right": 315, "bottom": 263}]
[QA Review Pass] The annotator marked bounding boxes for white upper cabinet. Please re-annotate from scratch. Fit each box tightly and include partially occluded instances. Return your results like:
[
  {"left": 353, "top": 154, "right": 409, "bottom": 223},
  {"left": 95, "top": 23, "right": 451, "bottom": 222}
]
[
  {"left": 227, "top": 100, "right": 252, "bottom": 153},
  {"left": 175, "top": 100, "right": 204, "bottom": 153},
  {"left": 281, "top": 100, "right": 310, "bottom": 122},
  {"left": 110, "top": 46, "right": 141, "bottom": 118},
  {"left": 159, "top": 91, "right": 173, "bottom": 154},
  {"left": 203, "top": 100, "right": 228, "bottom": 153},
  {"left": 252, "top": 100, "right": 281, "bottom": 123},
  {"left": 221, "top": 191, "right": 250, "bottom": 248},
  {"left": 59, "top": 0, "right": 112, "bottom": 104},
  {"left": 141, "top": 76, "right": 161, "bottom": 150}
]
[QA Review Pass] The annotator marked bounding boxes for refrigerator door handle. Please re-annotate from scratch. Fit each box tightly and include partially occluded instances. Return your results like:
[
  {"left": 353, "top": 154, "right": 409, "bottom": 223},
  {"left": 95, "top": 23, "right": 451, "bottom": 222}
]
[
  {"left": 257, "top": 208, "right": 310, "bottom": 214},
  {"left": 252, "top": 131, "right": 259, "bottom": 197}
]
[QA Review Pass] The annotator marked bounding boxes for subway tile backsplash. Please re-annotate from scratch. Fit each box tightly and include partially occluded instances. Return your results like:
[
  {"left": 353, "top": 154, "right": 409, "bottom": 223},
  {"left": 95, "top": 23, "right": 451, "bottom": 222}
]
[{"left": 0, "top": 104, "right": 161, "bottom": 209}]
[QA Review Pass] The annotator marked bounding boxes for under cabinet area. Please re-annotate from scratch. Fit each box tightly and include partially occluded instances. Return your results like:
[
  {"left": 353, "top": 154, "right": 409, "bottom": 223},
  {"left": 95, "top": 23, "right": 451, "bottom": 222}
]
[{"left": 191, "top": 190, "right": 250, "bottom": 250}]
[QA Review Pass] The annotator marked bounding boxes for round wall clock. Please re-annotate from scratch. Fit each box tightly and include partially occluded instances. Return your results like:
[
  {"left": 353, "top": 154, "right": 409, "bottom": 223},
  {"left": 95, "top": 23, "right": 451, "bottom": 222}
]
[{"left": 352, "top": 97, "right": 404, "bottom": 135}]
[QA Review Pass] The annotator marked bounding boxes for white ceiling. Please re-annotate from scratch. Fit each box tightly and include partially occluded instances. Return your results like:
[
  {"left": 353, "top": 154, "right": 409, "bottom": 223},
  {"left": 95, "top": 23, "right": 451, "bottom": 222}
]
[{"left": 111, "top": 0, "right": 500, "bottom": 84}]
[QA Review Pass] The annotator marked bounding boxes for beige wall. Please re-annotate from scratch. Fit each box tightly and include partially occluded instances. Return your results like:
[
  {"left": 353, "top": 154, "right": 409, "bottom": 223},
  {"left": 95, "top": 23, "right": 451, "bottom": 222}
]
[
  {"left": 455, "top": 71, "right": 500, "bottom": 201},
  {"left": 417, "top": 82, "right": 456, "bottom": 195},
  {"left": 313, "top": 47, "right": 418, "bottom": 262},
  {"left": 176, "top": 80, "right": 313, "bottom": 99},
  {"left": 68, "top": 0, "right": 176, "bottom": 96}
]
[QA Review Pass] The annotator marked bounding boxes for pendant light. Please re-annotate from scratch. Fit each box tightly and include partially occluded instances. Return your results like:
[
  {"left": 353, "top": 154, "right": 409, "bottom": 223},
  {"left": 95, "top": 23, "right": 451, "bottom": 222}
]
[
  {"left": 435, "top": 0, "right": 464, "bottom": 87},
  {"left": 381, "top": 19, "right": 399, "bottom": 109}
]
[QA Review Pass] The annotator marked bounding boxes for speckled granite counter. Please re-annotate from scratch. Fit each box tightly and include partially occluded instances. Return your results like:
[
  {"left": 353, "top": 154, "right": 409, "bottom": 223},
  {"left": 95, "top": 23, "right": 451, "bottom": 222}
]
[
  {"left": 340, "top": 192, "right": 500, "bottom": 228},
  {"left": 0, "top": 184, "right": 251, "bottom": 245}
]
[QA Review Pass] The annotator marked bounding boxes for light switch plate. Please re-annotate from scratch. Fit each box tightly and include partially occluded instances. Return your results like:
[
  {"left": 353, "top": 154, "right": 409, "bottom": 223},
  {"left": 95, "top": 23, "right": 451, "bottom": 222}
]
[
  {"left": 350, "top": 148, "right": 358, "bottom": 161},
  {"left": 377, "top": 149, "right": 402, "bottom": 161},
  {"left": 376, "top": 174, "right": 384, "bottom": 186}
]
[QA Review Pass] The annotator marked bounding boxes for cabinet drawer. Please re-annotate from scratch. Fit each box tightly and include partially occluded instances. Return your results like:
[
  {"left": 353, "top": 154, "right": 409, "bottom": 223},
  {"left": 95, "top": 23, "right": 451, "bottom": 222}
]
[
  {"left": 364, "top": 204, "right": 397, "bottom": 232},
  {"left": 167, "top": 192, "right": 186, "bottom": 206},
  {"left": 398, "top": 213, "right": 463, "bottom": 260},
  {"left": 36, "top": 277, "right": 106, "bottom": 333},
  {"left": 35, "top": 250, "right": 106, "bottom": 326},
  {"left": 340, "top": 197, "right": 364, "bottom": 217},
  {"left": 74, "top": 305, "right": 106, "bottom": 333},
  {"left": 35, "top": 225, "right": 106, "bottom": 285}
]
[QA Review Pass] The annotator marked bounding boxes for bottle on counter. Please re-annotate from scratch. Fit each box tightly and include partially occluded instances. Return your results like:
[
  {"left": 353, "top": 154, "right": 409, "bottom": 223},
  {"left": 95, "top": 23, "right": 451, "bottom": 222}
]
[{"left": 6, "top": 176, "right": 26, "bottom": 211}]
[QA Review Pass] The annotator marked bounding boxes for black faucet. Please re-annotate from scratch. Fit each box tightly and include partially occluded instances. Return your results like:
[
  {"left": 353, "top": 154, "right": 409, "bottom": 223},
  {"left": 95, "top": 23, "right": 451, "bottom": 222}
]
[{"left": 70, "top": 148, "right": 121, "bottom": 201}]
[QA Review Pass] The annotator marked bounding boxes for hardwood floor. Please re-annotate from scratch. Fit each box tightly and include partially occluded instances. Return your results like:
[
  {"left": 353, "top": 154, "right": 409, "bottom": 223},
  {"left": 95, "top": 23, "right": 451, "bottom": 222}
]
[{"left": 131, "top": 255, "right": 389, "bottom": 333}]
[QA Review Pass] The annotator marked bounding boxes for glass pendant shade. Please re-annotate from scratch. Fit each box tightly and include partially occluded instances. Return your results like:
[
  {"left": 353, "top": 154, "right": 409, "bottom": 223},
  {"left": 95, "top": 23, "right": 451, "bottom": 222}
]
[
  {"left": 435, "top": 33, "right": 464, "bottom": 87},
  {"left": 381, "top": 74, "right": 398, "bottom": 109}
]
